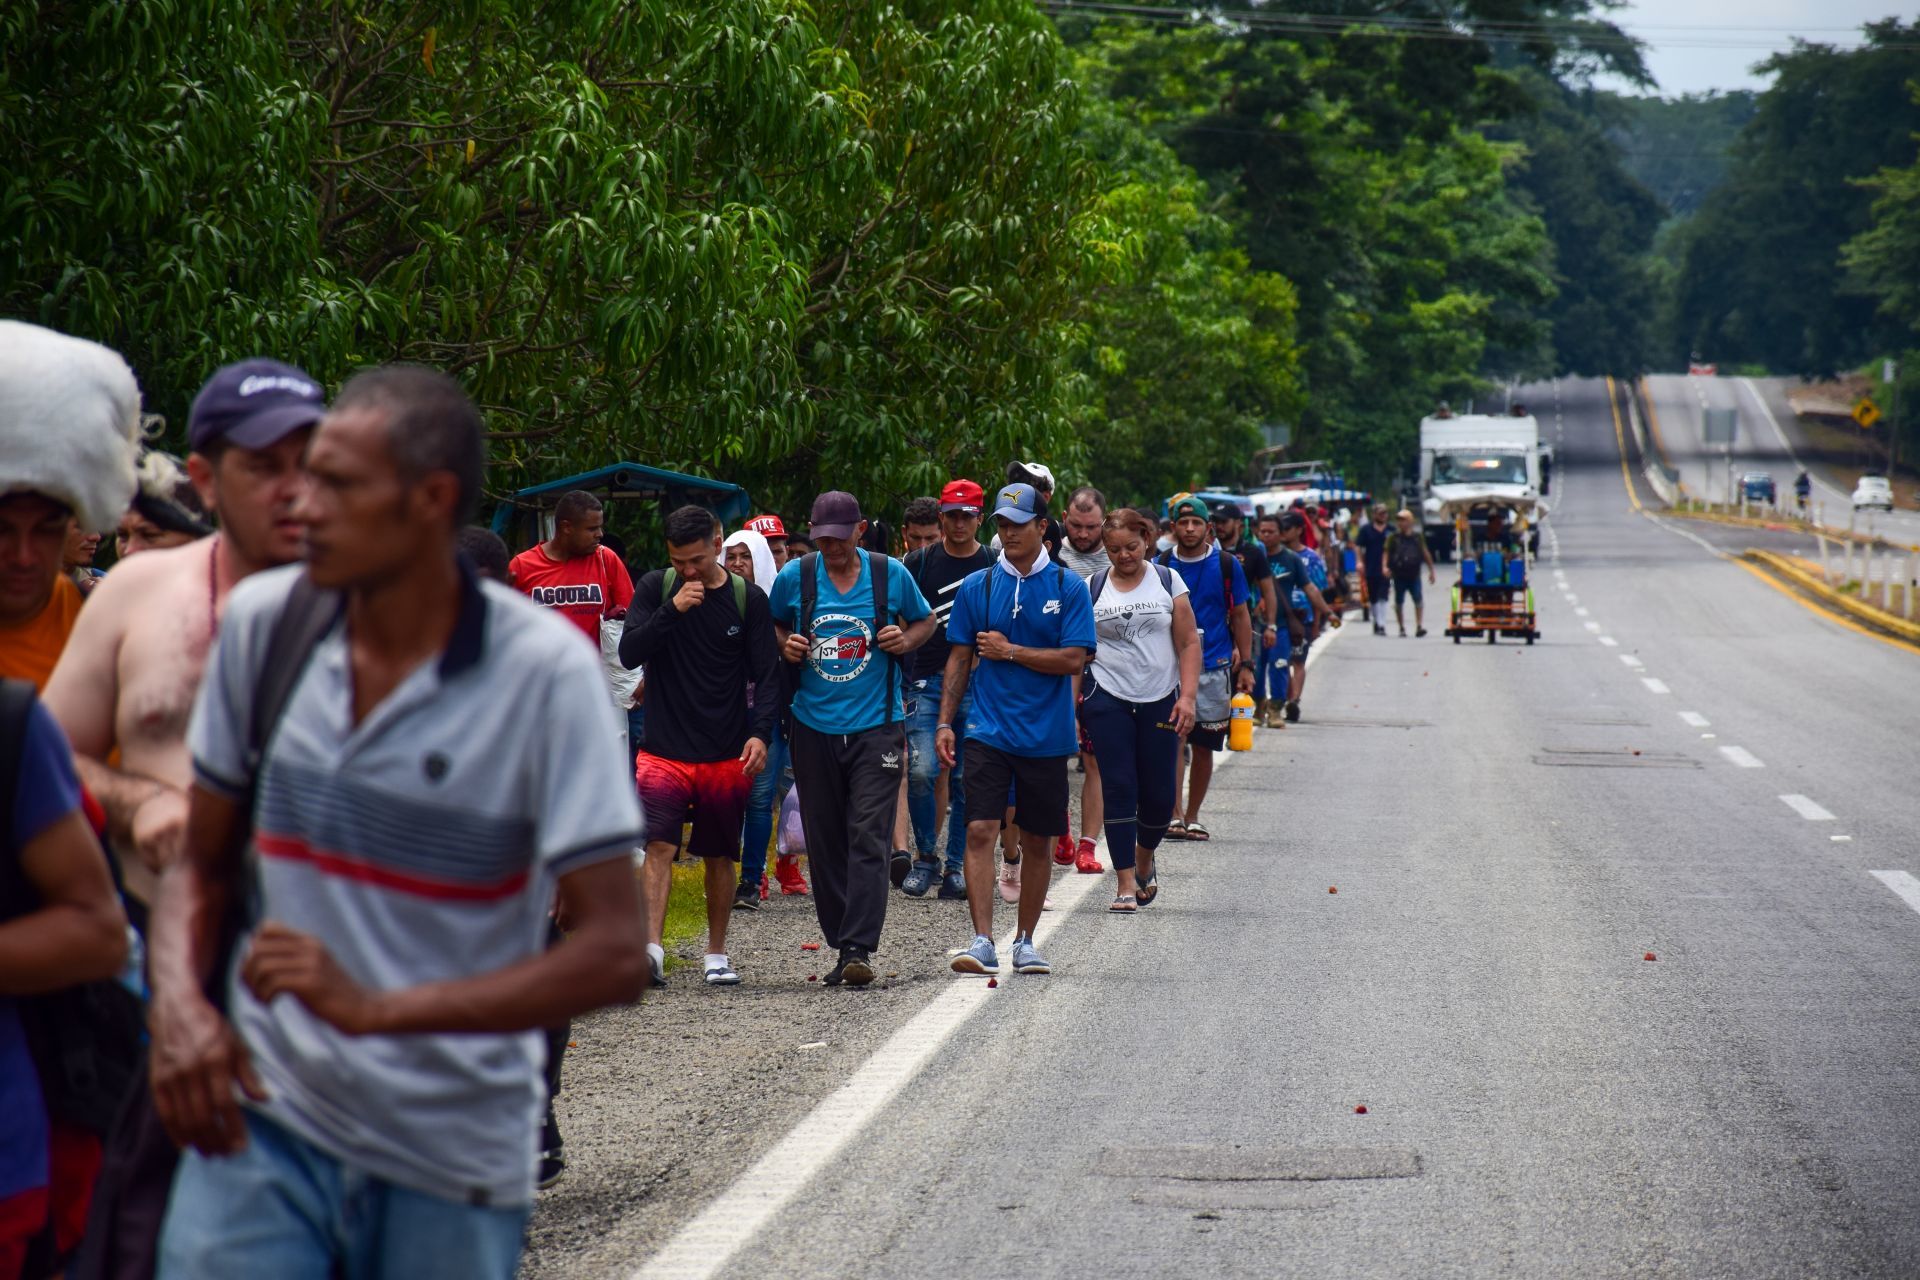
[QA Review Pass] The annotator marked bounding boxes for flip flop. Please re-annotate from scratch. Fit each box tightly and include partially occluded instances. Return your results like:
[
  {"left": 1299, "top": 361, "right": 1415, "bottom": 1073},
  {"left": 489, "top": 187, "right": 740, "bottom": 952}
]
[
  {"left": 1109, "top": 895, "right": 1138, "bottom": 913},
  {"left": 1184, "top": 821, "right": 1210, "bottom": 842},
  {"left": 1165, "top": 820, "right": 1191, "bottom": 841},
  {"left": 1136, "top": 867, "right": 1159, "bottom": 907}
]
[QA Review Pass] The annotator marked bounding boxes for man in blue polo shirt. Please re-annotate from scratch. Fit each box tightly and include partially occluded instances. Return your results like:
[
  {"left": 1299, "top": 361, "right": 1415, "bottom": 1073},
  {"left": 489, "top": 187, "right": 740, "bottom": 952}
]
[
  {"left": 936, "top": 483, "right": 1095, "bottom": 977},
  {"left": 1158, "top": 494, "right": 1252, "bottom": 843}
]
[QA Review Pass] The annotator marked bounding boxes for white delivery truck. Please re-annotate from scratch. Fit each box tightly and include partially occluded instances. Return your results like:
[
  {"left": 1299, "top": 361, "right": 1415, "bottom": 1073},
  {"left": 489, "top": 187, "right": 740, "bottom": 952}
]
[{"left": 1417, "top": 413, "right": 1545, "bottom": 561}]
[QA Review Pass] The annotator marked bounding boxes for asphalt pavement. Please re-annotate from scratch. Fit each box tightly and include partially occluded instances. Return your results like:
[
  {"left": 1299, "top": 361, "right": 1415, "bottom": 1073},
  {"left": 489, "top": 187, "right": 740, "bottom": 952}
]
[
  {"left": 1643, "top": 373, "right": 1920, "bottom": 545},
  {"left": 608, "top": 376, "right": 1920, "bottom": 1280}
]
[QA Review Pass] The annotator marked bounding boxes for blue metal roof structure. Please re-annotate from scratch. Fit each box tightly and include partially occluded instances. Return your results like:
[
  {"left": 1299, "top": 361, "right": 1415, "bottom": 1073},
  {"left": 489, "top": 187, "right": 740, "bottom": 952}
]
[{"left": 489, "top": 462, "right": 753, "bottom": 539}]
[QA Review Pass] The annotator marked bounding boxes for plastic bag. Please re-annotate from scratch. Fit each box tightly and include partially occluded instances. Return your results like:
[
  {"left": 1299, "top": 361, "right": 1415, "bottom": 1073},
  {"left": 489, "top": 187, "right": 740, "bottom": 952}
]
[{"left": 777, "top": 785, "right": 806, "bottom": 856}]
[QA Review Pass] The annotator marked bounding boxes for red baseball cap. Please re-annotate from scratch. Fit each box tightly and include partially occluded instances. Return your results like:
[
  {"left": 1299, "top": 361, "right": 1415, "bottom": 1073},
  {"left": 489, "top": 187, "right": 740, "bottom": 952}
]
[
  {"left": 744, "top": 513, "right": 787, "bottom": 539},
  {"left": 938, "top": 479, "right": 985, "bottom": 514}
]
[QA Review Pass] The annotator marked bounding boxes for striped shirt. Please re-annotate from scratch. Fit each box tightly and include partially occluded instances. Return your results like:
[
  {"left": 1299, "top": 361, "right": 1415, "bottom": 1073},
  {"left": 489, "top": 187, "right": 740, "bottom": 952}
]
[{"left": 189, "top": 562, "right": 642, "bottom": 1207}]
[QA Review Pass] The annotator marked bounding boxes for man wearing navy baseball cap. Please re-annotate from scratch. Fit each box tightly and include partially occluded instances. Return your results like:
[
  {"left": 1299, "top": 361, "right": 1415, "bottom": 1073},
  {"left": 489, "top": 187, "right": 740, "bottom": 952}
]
[{"left": 44, "top": 357, "right": 325, "bottom": 915}]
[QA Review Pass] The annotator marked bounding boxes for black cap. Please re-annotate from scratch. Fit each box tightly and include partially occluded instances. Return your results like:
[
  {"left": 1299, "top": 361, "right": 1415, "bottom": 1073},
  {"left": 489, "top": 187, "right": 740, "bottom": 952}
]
[
  {"left": 1210, "top": 499, "right": 1243, "bottom": 521},
  {"left": 188, "top": 359, "right": 325, "bottom": 454},
  {"left": 808, "top": 490, "right": 863, "bottom": 541}
]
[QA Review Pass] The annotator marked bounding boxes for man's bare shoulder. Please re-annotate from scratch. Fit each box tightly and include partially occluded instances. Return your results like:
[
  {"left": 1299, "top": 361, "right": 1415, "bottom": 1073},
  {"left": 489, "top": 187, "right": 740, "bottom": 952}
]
[{"left": 87, "top": 538, "right": 217, "bottom": 616}]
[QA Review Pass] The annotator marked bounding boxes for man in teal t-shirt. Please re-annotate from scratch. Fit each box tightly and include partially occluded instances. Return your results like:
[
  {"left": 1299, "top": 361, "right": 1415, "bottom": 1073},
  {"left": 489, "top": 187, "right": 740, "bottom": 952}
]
[{"left": 768, "top": 492, "right": 934, "bottom": 987}]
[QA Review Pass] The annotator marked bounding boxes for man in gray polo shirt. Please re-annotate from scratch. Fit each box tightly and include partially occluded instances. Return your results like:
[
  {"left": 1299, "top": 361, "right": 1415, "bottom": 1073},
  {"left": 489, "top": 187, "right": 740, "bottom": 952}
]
[{"left": 146, "top": 366, "right": 646, "bottom": 1279}]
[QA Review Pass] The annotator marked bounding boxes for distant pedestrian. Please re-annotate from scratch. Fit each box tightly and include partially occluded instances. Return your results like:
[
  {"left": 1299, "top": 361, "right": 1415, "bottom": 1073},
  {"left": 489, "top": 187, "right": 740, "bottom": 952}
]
[
  {"left": 939, "top": 482, "right": 1095, "bottom": 977},
  {"left": 887, "top": 498, "right": 943, "bottom": 877},
  {"left": 1211, "top": 500, "right": 1279, "bottom": 729},
  {"left": 1253, "top": 513, "right": 1309, "bottom": 727},
  {"left": 457, "top": 525, "right": 512, "bottom": 583},
  {"left": 150, "top": 366, "right": 647, "bottom": 1280},
  {"left": 899, "top": 482, "right": 991, "bottom": 901},
  {"left": 621, "top": 507, "right": 779, "bottom": 986},
  {"left": 1275, "top": 510, "right": 1337, "bottom": 720},
  {"left": 1056, "top": 485, "right": 1110, "bottom": 874},
  {"left": 1080, "top": 509, "right": 1199, "bottom": 912},
  {"left": 768, "top": 493, "right": 933, "bottom": 987},
  {"left": 1355, "top": 503, "right": 1392, "bottom": 635},
  {"left": 1386, "top": 508, "right": 1436, "bottom": 637},
  {"left": 508, "top": 490, "right": 632, "bottom": 645},
  {"left": 114, "top": 450, "right": 212, "bottom": 560},
  {"left": 1157, "top": 495, "right": 1252, "bottom": 842},
  {"left": 744, "top": 514, "right": 789, "bottom": 568}
]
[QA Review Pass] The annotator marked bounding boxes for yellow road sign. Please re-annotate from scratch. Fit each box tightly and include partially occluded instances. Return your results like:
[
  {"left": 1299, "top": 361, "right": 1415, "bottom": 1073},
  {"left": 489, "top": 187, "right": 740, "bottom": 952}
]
[{"left": 1853, "top": 397, "right": 1882, "bottom": 428}]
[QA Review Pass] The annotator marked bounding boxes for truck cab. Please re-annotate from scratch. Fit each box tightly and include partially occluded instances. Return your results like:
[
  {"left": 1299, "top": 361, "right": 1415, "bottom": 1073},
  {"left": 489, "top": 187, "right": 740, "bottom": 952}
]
[{"left": 1417, "top": 414, "right": 1545, "bottom": 561}]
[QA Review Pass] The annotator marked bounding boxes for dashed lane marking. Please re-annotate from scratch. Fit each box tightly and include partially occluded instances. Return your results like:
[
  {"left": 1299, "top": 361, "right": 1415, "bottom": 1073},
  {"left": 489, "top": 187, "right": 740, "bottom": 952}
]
[
  {"left": 1679, "top": 712, "right": 1710, "bottom": 727},
  {"left": 1575, "top": 607, "right": 1590, "bottom": 617},
  {"left": 1598, "top": 636, "right": 1618, "bottom": 646},
  {"left": 1719, "top": 746, "right": 1764, "bottom": 768},
  {"left": 1779, "top": 794, "right": 1836, "bottom": 821},
  {"left": 1870, "top": 870, "right": 1920, "bottom": 916},
  {"left": 1584, "top": 622, "right": 1601, "bottom": 633},
  {"left": 1620, "top": 654, "right": 1644, "bottom": 668},
  {"left": 1642, "top": 677, "right": 1670, "bottom": 694}
]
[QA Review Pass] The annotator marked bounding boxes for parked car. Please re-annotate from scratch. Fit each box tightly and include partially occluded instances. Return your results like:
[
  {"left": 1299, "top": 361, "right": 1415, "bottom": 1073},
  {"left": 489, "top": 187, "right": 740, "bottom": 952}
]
[
  {"left": 1852, "top": 474, "right": 1895, "bottom": 512},
  {"left": 1740, "top": 471, "right": 1776, "bottom": 503}
]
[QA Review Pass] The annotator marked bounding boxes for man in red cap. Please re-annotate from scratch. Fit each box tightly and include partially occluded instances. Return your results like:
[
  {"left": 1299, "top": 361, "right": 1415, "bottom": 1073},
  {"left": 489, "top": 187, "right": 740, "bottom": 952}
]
[
  {"left": 897, "top": 480, "right": 991, "bottom": 898},
  {"left": 743, "top": 514, "right": 788, "bottom": 569}
]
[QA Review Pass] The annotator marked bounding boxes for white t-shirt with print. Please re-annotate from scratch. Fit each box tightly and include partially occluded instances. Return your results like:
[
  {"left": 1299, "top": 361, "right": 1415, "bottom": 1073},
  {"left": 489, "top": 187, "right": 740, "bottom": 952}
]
[{"left": 1089, "top": 566, "right": 1189, "bottom": 704}]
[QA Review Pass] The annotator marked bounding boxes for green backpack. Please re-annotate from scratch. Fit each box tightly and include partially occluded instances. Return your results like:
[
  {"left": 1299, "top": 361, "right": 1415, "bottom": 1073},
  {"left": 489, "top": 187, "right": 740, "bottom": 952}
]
[{"left": 663, "top": 567, "right": 747, "bottom": 617}]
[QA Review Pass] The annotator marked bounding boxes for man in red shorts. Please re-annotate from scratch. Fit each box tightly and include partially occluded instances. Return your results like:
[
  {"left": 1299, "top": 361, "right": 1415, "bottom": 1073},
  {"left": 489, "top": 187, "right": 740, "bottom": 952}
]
[
  {"left": 509, "top": 489, "right": 633, "bottom": 644},
  {"left": 620, "top": 506, "right": 780, "bottom": 986}
]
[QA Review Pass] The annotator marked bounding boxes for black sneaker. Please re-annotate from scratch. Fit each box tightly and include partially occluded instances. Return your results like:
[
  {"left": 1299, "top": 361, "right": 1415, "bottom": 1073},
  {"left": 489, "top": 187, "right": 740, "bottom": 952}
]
[
  {"left": 537, "top": 1149, "right": 566, "bottom": 1190},
  {"left": 889, "top": 850, "right": 913, "bottom": 887},
  {"left": 825, "top": 947, "right": 875, "bottom": 987},
  {"left": 732, "top": 879, "right": 760, "bottom": 912},
  {"left": 1415, "top": 627, "right": 1428, "bottom": 638},
  {"left": 1372, "top": 624, "right": 1387, "bottom": 636},
  {"left": 1283, "top": 700, "right": 1301, "bottom": 723}
]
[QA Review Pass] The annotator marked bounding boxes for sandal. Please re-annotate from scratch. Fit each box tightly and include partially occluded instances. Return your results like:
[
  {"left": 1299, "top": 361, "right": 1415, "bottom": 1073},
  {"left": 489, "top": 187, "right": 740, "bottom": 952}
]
[
  {"left": 1165, "top": 819, "right": 1191, "bottom": 841},
  {"left": 1136, "top": 868, "right": 1159, "bottom": 907},
  {"left": 1109, "top": 894, "right": 1138, "bottom": 913},
  {"left": 1184, "top": 821, "right": 1210, "bottom": 842}
]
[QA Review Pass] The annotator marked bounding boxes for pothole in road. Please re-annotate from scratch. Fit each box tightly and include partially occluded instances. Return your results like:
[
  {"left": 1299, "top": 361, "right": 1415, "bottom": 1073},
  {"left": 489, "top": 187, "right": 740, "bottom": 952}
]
[{"left": 1531, "top": 746, "right": 1699, "bottom": 769}]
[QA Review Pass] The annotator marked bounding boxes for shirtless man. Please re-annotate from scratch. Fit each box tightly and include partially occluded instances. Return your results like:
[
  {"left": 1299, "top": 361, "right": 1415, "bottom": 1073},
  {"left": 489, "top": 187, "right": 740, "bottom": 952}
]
[{"left": 43, "top": 359, "right": 324, "bottom": 908}]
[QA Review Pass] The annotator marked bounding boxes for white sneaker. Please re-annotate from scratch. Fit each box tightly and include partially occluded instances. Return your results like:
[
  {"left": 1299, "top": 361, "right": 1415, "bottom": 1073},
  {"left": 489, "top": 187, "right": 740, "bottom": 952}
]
[{"left": 997, "top": 859, "right": 1021, "bottom": 904}]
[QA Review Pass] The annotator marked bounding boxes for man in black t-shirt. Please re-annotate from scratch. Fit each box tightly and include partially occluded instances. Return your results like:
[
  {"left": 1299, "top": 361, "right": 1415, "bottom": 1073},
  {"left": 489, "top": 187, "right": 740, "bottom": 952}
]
[
  {"left": 1355, "top": 502, "right": 1392, "bottom": 635},
  {"left": 898, "top": 479, "right": 993, "bottom": 899},
  {"left": 620, "top": 505, "right": 780, "bottom": 986}
]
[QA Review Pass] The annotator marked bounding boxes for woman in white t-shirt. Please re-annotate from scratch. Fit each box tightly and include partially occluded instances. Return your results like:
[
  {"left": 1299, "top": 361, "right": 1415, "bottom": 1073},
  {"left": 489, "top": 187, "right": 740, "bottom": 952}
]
[{"left": 1078, "top": 508, "right": 1201, "bottom": 910}]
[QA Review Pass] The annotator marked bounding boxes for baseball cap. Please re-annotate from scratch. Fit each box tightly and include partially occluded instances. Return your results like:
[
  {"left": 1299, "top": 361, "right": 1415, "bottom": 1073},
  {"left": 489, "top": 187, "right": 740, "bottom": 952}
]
[
  {"left": 939, "top": 479, "right": 985, "bottom": 514},
  {"left": 1168, "top": 494, "right": 1209, "bottom": 522},
  {"left": 808, "top": 491, "right": 863, "bottom": 540},
  {"left": 745, "top": 513, "right": 787, "bottom": 539},
  {"left": 1210, "top": 499, "right": 1243, "bottom": 522},
  {"left": 1013, "top": 461, "right": 1055, "bottom": 492},
  {"left": 188, "top": 358, "right": 325, "bottom": 454},
  {"left": 991, "top": 482, "right": 1044, "bottom": 524}
]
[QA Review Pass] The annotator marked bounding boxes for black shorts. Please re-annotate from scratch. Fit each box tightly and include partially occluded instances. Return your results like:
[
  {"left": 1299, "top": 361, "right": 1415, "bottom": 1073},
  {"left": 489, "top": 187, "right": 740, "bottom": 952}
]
[
  {"left": 1189, "top": 726, "right": 1226, "bottom": 752},
  {"left": 962, "top": 740, "right": 1070, "bottom": 837}
]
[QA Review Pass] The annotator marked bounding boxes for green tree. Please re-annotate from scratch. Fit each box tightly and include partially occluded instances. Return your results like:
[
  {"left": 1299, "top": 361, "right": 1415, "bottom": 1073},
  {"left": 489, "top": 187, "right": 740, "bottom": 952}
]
[{"left": 1667, "top": 20, "right": 1920, "bottom": 375}]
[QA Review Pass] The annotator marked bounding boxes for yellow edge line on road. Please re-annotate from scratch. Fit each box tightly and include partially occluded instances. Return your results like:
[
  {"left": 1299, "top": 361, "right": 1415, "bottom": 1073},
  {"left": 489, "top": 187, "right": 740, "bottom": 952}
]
[
  {"left": 1606, "top": 375, "right": 1644, "bottom": 514},
  {"left": 1744, "top": 548, "right": 1920, "bottom": 644},
  {"left": 1637, "top": 376, "right": 1684, "bottom": 494},
  {"left": 1732, "top": 555, "right": 1920, "bottom": 656}
]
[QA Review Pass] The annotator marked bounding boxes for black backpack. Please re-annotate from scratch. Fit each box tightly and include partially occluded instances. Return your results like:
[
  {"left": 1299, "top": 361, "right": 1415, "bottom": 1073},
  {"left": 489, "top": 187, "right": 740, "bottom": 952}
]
[
  {"left": 1388, "top": 532, "right": 1426, "bottom": 576},
  {"left": 1089, "top": 562, "right": 1174, "bottom": 606},
  {"left": 789, "top": 550, "right": 898, "bottom": 727}
]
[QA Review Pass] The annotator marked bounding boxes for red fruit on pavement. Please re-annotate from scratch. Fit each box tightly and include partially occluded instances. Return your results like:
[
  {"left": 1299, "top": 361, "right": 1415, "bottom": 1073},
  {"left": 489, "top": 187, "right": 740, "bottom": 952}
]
[
  {"left": 808, "top": 974, "right": 818, "bottom": 982},
  {"left": 1644, "top": 952, "right": 1657, "bottom": 961},
  {"left": 987, "top": 978, "right": 999, "bottom": 988},
  {"left": 1329, "top": 886, "right": 1338, "bottom": 894},
  {"left": 1354, "top": 1105, "right": 1368, "bottom": 1115},
  {"left": 800, "top": 942, "right": 821, "bottom": 951}
]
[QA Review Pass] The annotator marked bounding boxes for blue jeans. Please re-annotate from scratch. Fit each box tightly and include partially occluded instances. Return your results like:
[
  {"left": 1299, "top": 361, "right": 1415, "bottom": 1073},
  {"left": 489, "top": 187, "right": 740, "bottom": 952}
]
[
  {"left": 906, "top": 675, "right": 968, "bottom": 874},
  {"left": 738, "top": 724, "right": 792, "bottom": 888},
  {"left": 158, "top": 1111, "right": 530, "bottom": 1280}
]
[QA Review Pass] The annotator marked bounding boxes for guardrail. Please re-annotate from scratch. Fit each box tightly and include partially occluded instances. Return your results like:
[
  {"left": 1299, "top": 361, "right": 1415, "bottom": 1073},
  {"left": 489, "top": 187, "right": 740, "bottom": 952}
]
[
  {"left": 1624, "top": 381, "right": 1681, "bottom": 506},
  {"left": 1746, "top": 548, "right": 1920, "bottom": 639}
]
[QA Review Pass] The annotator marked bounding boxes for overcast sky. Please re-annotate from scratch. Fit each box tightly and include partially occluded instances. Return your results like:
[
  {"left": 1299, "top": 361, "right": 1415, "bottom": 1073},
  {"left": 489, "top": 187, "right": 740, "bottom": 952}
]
[{"left": 1594, "top": 1, "right": 1917, "bottom": 97}]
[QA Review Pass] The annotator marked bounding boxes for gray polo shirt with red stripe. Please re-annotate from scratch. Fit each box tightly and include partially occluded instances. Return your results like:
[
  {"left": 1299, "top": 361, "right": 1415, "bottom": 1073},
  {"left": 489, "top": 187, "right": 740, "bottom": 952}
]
[{"left": 188, "top": 562, "right": 643, "bottom": 1207}]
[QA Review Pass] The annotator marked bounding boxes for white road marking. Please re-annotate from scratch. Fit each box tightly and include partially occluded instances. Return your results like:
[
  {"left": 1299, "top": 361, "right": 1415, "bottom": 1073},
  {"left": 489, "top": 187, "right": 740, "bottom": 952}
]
[
  {"left": 1598, "top": 636, "right": 1618, "bottom": 646},
  {"left": 1832, "top": 835, "right": 1853, "bottom": 843},
  {"left": 1779, "top": 794, "right": 1835, "bottom": 821},
  {"left": 1583, "top": 622, "right": 1601, "bottom": 633},
  {"left": 1575, "top": 607, "right": 1590, "bottom": 617},
  {"left": 1642, "top": 677, "right": 1670, "bottom": 694},
  {"left": 626, "top": 621, "right": 1349, "bottom": 1279},
  {"left": 1620, "top": 654, "right": 1644, "bottom": 668},
  {"left": 1679, "top": 712, "right": 1710, "bottom": 727},
  {"left": 1870, "top": 870, "right": 1920, "bottom": 916},
  {"left": 1719, "top": 745, "right": 1764, "bottom": 768}
]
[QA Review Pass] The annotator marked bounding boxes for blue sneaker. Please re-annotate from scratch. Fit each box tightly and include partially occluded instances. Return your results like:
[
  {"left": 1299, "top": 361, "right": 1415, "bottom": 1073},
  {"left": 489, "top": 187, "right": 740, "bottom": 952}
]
[
  {"left": 937, "top": 870, "right": 967, "bottom": 900},
  {"left": 1011, "top": 935, "right": 1050, "bottom": 975},
  {"left": 901, "top": 861, "right": 937, "bottom": 897},
  {"left": 951, "top": 934, "right": 999, "bottom": 975}
]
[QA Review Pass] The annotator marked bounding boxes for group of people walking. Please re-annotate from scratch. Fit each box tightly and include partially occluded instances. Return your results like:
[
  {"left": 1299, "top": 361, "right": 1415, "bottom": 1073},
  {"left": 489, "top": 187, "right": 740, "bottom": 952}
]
[{"left": 0, "top": 318, "right": 1366, "bottom": 1280}]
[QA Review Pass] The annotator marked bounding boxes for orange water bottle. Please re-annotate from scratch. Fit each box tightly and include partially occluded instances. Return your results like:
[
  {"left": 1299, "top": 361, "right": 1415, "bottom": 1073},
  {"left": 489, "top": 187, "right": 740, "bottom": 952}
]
[{"left": 1228, "top": 690, "right": 1256, "bottom": 751}]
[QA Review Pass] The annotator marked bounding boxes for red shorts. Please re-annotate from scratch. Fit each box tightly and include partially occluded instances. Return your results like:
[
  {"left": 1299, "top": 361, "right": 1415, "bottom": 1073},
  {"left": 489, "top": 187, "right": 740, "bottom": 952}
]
[{"left": 635, "top": 753, "right": 752, "bottom": 859}]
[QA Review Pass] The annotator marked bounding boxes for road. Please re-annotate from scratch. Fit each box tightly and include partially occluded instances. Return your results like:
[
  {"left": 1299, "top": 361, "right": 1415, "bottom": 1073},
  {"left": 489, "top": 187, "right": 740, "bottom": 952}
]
[
  {"left": 558, "top": 377, "right": 1920, "bottom": 1280},
  {"left": 1643, "top": 372, "right": 1920, "bottom": 544}
]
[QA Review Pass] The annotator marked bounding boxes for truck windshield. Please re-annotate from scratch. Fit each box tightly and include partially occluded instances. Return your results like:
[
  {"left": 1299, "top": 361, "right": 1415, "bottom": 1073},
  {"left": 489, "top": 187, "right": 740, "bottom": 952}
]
[{"left": 1434, "top": 453, "right": 1528, "bottom": 486}]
